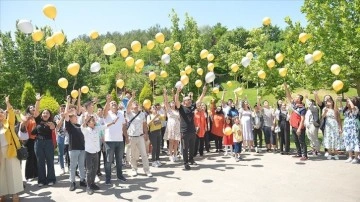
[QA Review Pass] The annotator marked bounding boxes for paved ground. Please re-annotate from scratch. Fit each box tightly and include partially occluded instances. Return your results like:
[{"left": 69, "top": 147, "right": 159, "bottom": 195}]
[{"left": 17, "top": 149, "right": 360, "bottom": 202}]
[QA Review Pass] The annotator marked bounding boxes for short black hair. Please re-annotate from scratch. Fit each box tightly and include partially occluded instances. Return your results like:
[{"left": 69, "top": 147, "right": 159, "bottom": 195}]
[
  {"left": 97, "top": 104, "right": 103, "bottom": 109},
  {"left": 84, "top": 101, "right": 93, "bottom": 109},
  {"left": 298, "top": 94, "right": 304, "bottom": 102},
  {"left": 60, "top": 104, "right": 66, "bottom": 108}
]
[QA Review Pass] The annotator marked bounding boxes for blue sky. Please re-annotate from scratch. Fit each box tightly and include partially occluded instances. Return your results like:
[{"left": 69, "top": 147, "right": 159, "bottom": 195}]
[{"left": 0, "top": 0, "right": 307, "bottom": 40}]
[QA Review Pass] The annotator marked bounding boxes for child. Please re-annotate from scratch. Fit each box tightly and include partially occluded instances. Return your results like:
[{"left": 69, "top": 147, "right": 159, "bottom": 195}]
[
  {"left": 232, "top": 117, "right": 243, "bottom": 162},
  {"left": 223, "top": 117, "right": 233, "bottom": 156}
]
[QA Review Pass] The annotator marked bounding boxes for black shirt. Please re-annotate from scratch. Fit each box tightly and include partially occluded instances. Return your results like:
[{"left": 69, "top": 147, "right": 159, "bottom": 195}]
[
  {"left": 65, "top": 121, "right": 85, "bottom": 151},
  {"left": 179, "top": 103, "right": 196, "bottom": 134},
  {"left": 31, "top": 116, "right": 54, "bottom": 140}
]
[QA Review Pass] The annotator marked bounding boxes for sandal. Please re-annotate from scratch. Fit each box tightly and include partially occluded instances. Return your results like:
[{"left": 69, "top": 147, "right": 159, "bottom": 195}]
[{"left": 12, "top": 194, "right": 20, "bottom": 202}]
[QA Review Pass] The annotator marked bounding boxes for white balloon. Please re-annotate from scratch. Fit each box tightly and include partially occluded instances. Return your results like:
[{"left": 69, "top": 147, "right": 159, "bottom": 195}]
[
  {"left": 175, "top": 81, "right": 183, "bottom": 89},
  {"left": 205, "top": 72, "right": 216, "bottom": 83},
  {"left": 241, "top": 57, "right": 250, "bottom": 67},
  {"left": 90, "top": 62, "right": 101, "bottom": 73},
  {"left": 161, "top": 54, "right": 171, "bottom": 65},
  {"left": 17, "top": 19, "right": 33, "bottom": 34},
  {"left": 304, "top": 54, "right": 314, "bottom": 65}
]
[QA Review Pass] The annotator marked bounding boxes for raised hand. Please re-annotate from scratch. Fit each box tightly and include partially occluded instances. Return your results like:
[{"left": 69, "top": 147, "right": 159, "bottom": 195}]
[{"left": 35, "top": 93, "right": 42, "bottom": 101}]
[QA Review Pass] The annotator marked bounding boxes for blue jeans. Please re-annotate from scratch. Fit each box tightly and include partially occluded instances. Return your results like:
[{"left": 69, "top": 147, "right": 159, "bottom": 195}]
[
  {"left": 57, "top": 135, "right": 65, "bottom": 169},
  {"left": 69, "top": 150, "right": 86, "bottom": 182},
  {"left": 34, "top": 139, "right": 56, "bottom": 184},
  {"left": 263, "top": 126, "right": 272, "bottom": 145},
  {"left": 104, "top": 141, "right": 124, "bottom": 183}
]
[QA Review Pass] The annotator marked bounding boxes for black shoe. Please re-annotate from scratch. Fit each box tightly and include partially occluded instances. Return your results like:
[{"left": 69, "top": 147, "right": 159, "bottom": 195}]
[
  {"left": 190, "top": 160, "right": 197, "bottom": 165},
  {"left": 118, "top": 175, "right": 127, "bottom": 182},
  {"left": 97, "top": 172, "right": 102, "bottom": 177},
  {"left": 184, "top": 164, "right": 191, "bottom": 170},
  {"left": 86, "top": 187, "right": 94, "bottom": 195},
  {"left": 80, "top": 180, "right": 87, "bottom": 187},
  {"left": 219, "top": 150, "right": 225, "bottom": 152},
  {"left": 69, "top": 182, "right": 76, "bottom": 191},
  {"left": 75, "top": 171, "right": 80, "bottom": 178},
  {"left": 90, "top": 184, "right": 100, "bottom": 190}
]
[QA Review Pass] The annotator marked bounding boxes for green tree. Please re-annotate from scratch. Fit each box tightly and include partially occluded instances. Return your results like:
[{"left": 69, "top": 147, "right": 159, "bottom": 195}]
[
  {"left": 139, "top": 82, "right": 153, "bottom": 104},
  {"left": 110, "top": 88, "right": 119, "bottom": 104},
  {"left": 39, "top": 93, "right": 60, "bottom": 114},
  {"left": 20, "top": 82, "right": 36, "bottom": 109},
  {"left": 301, "top": 0, "right": 360, "bottom": 95}
]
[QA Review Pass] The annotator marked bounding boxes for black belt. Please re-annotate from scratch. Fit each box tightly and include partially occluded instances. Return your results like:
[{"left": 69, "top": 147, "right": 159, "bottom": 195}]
[
  {"left": 36, "top": 136, "right": 51, "bottom": 140},
  {"left": 129, "top": 134, "right": 144, "bottom": 137}
]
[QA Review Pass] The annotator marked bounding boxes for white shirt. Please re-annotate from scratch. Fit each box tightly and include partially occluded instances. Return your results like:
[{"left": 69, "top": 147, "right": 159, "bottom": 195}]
[
  {"left": 81, "top": 125, "right": 105, "bottom": 153},
  {"left": 223, "top": 105, "right": 230, "bottom": 117},
  {"left": 127, "top": 111, "right": 146, "bottom": 137},
  {"left": 0, "top": 128, "right": 8, "bottom": 147},
  {"left": 104, "top": 110, "right": 125, "bottom": 142}
]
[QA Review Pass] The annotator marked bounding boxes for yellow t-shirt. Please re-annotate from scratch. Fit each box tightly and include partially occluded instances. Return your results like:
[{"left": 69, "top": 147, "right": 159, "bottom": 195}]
[
  {"left": 147, "top": 114, "right": 165, "bottom": 132},
  {"left": 232, "top": 123, "right": 243, "bottom": 142}
]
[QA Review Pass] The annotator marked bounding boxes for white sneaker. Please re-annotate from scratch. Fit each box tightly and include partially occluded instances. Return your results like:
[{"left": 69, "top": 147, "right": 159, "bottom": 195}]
[
  {"left": 61, "top": 168, "right": 66, "bottom": 175},
  {"left": 345, "top": 157, "right": 353, "bottom": 163},
  {"left": 351, "top": 158, "right": 358, "bottom": 164},
  {"left": 174, "top": 156, "right": 178, "bottom": 162},
  {"left": 38, "top": 183, "right": 44, "bottom": 187},
  {"left": 156, "top": 161, "right": 162, "bottom": 167},
  {"left": 131, "top": 170, "right": 138, "bottom": 177},
  {"left": 224, "top": 152, "right": 228, "bottom": 156},
  {"left": 152, "top": 162, "right": 159, "bottom": 167},
  {"left": 327, "top": 155, "right": 332, "bottom": 160},
  {"left": 146, "top": 172, "right": 153, "bottom": 177},
  {"left": 334, "top": 155, "right": 339, "bottom": 160},
  {"left": 255, "top": 147, "right": 258, "bottom": 153},
  {"left": 48, "top": 182, "right": 54, "bottom": 186},
  {"left": 324, "top": 152, "right": 329, "bottom": 157}
]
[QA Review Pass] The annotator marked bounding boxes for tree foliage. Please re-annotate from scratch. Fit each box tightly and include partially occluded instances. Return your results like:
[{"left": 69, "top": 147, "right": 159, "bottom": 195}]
[{"left": 21, "top": 82, "right": 36, "bottom": 110}]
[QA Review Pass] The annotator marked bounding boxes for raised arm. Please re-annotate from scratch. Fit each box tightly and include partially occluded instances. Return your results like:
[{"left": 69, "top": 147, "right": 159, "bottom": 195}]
[
  {"left": 175, "top": 87, "right": 181, "bottom": 109},
  {"left": 126, "top": 91, "right": 136, "bottom": 115},
  {"left": 284, "top": 83, "right": 293, "bottom": 103},
  {"left": 64, "top": 95, "right": 71, "bottom": 122},
  {"left": 163, "top": 88, "right": 170, "bottom": 111},
  {"left": 221, "top": 90, "right": 226, "bottom": 108},
  {"left": 257, "top": 96, "right": 262, "bottom": 110},
  {"left": 34, "top": 93, "right": 42, "bottom": 117},
  {"left": 313, "top": 91, "right": 322, "bottom": 107},
  {"left": 103, "top": 94, "right": 112, "bottom": 118},
  {"left": 5, "top": 96, "right": 15, "bottom": 126},
  {"left": 196, "top": 85, "right": 208, "bottom": 107},
  {"left": 234, "top": 93, "right": 239, "bottom": 107},
  {"left": 77, "top": 88, "right": 82, "bottom": 115}
]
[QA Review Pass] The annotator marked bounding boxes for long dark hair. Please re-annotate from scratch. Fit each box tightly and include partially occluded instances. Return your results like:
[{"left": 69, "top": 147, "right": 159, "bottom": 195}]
[
  {"left": 40, "top": 109, "right": 53, "bottom": 122},
  {"left": 343, "top": 97, "right": 358, "bottom": 115}
]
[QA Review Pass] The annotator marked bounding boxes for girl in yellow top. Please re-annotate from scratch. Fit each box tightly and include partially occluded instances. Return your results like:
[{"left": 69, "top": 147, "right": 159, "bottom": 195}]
[
  {"left": 0, "top": 96, "right": 23, "bottom": 202},
  {"left": 232, "top": 117, "right": 243, "bottom": 162},
  {"left": 147, "top": 106, "right": 165, "bottom": 167}
]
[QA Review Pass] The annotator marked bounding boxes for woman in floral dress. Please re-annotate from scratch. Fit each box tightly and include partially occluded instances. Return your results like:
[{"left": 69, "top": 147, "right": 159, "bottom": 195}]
[
  {"left": 163, "top": 89, "right": 181, "bottom": 162},
  {"left": 322, "top": 99, "right": 342, "bottom": 160},
  {"left": 239, "top": 100, "right": 253, "bottom": 152},
  {"left": 342, "top": 98, "right": 360, "bottom": 163}
]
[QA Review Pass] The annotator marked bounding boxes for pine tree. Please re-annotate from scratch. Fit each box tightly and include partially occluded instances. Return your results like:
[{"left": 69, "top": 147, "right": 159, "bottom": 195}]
[{"left": 21, "top": 82, "right": 36, "bottom": 109}]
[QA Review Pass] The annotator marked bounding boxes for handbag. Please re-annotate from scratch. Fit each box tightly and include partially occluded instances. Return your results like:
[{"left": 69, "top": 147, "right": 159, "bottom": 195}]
[
  {"left": 319, "top": 117, "right": 326, "bottom": 131},
  {"left": 274, "top": 126, "right": 281, "bottom": 133},
  {"left": 10, "top": 128, "right": 29, "bottom": 161}
]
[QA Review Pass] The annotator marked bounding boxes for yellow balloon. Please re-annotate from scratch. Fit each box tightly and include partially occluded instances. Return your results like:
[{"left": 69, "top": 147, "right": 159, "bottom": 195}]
[
  {"left": 149, "top": 72, "right": 156, "bottom": 81},
  {"left": 67, "top": 63, "right": 80, "bottom": 76},
  {"left": 116, "top": 79, "right": 125, "bottom": 88},
  {"left": 180, "top": 71, "right": 186, "bottom": 76},
  {"left": 200, "top": 49, "right": 209, "bottom": 59},
  {"left": 160, "top": 70, "right": 168, "bottom": 78},
  {"left": 312, "top": 50, "right": 323, "bottom": 61},
  {"left": 207, "top": 53, "right": 215, "bottom": 62},
  {"left": 135, "top": 59, "right": 145, "bottom": 69},
  {"left": 279, "top": 68, "right": 288, "bottom": 78},
  {"left": 258, "top": 70, "right": 266, "bottom": 79},
  {"left": 181, "top": 75, "right": 189, "bottom": 85},
  {"left": 131, "top": 41, "right": 141, "bottom": 52},
  {"left": 103, "top": 43, "right": 116, "bottom": 56},
  {"left": 58, "top": 78, "right": 68, "bottom": 89},
  {"left": 125, "top": 57, "right": 134, "bottom": 67},
  {"left": 224, "top": 127, "right": 232, "bottom": 136},
  {"left": 89, "top": 31, "right": 99, "bottom": 39},
  {"left": 262, "top": 17, "right": 271, "bottom": 26},
  {"left": 53, "top": 31, "right": 65, "bottom": 45},
  {"left": 212, "top": 87, "right": 219, "bottom": 94},
  {"left": 155, "top": 33, "right": 165, "bottom": 43},
  {"left": 46, "top": 36, "right": 55, "bottom": 48},
  {"left": 207, "top": 63, "right": 214, "bottom": 72},
  {"left": 81, "top": 86, "right": 89, "bottom": 94},
  {"left": 267, "top": 59, "right": 275, "bottom": 69},
  {"left": 227, "top": 81, "right": 232, "bottom": 87},
  {"left": 43, "top": 4, "right": 57, "bottom": 20},
  {"left": 331, "top": 64, "right": 341, "bottom": 76},
  {"left": 147, "top": 40, "right": 155, "bottom": 50},
  {"left": 185, "top": 65, "right": 192, "bottom": 75},
  {"left": 195, "top": 80, "right": 202, "bottom": 88},
  {"left": 231, "top": 64, "right": 239, "bottom": 72},
  {"left": 332, "top": 80, "right": 344, "bottom": 92},
  {"left": 71, "top": 90, "right": 79, "bottom": 99},
  {"left": 32, "top": 30, "right": 44, "bottom": 42},
  {"left": 164, "top": 47, "right": 171, "bottom": 54},
  {"left": 197, "top": 68, "right": 203, "bottom": 76},
  {"left": 143, "top": 99, "right": 152, "bottom": 109},
  {"left": 246, "top": 52, "right": 253, "bottom": 60},
  {"left": 234, "top": 87, "right": 243, "bottom": 96},
  {"left": 299, "top": 33, "right": 308, "bottom": 43},
  {"left": 134, "top": 66, "right": 142, "bottom": 73},
  {"left": 120, "top": 48, "right": 129, "bottom": 58},
  {"left": 174, "top": 42, "right": 181, "bottom": 51},
  {"left": 275, "top": 53, "right": 284, "bottom": 63}
]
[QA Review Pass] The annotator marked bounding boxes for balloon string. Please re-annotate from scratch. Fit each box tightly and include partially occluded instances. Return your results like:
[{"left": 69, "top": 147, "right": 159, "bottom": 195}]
[
  {"left": 73, "top": 77, "right": 77, "bottom": 90},
  {"left": 53, "top": 19, "right": 58, "bottom": 31}
]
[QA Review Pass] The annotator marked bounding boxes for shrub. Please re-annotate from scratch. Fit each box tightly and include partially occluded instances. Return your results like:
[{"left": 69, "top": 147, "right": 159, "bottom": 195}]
[
  {"left": 139, "top": 82, "right": 153, "bottom": 104},
  {"left": 39, "top": 93, "right": 60, "bottom": 116},
  {"left": 110, "top": 88, "right": 119, "bottom": 104},
  {"left": 21, "top": 82, "right": 36, "bottom": 109}
]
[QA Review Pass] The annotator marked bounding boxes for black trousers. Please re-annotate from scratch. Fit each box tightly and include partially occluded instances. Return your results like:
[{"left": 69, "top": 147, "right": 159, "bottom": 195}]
[
  {"left": 204, "top": 131, "right": 211, "bottom": 152},
  {"left": 279, "top": 122, "right": 290, "bottom": 152},
  {"left": 181, "top": 134, "right": 196, "bottom": 164},
  {"left": 85, "top": 152, "right": 99, "bottom": 187},
  {"left": 97, "top": 143, "right": 106, "bottom": 174},
  {"left": 64, "top": 144, "right": 70, "bottom": 168},
  {"left": 292, "top": 128, "right": 307, "bottom": 157},
  {"left": 253, "top": 128, "right": 263, "bottom": 148},
  {"left": 25, "top": 139, "right": 38, "bottom": 180},
  {"left": 214, "top": 136, "right": 223, "bottom": 150},
  {"left": 194, "top": 136, "right": 205, "bottom": 156}
]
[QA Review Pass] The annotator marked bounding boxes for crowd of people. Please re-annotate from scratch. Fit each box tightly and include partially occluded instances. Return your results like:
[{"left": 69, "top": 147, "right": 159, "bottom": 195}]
[{"left": 1, "top": 82, "right": 360, "bottom": 201}]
